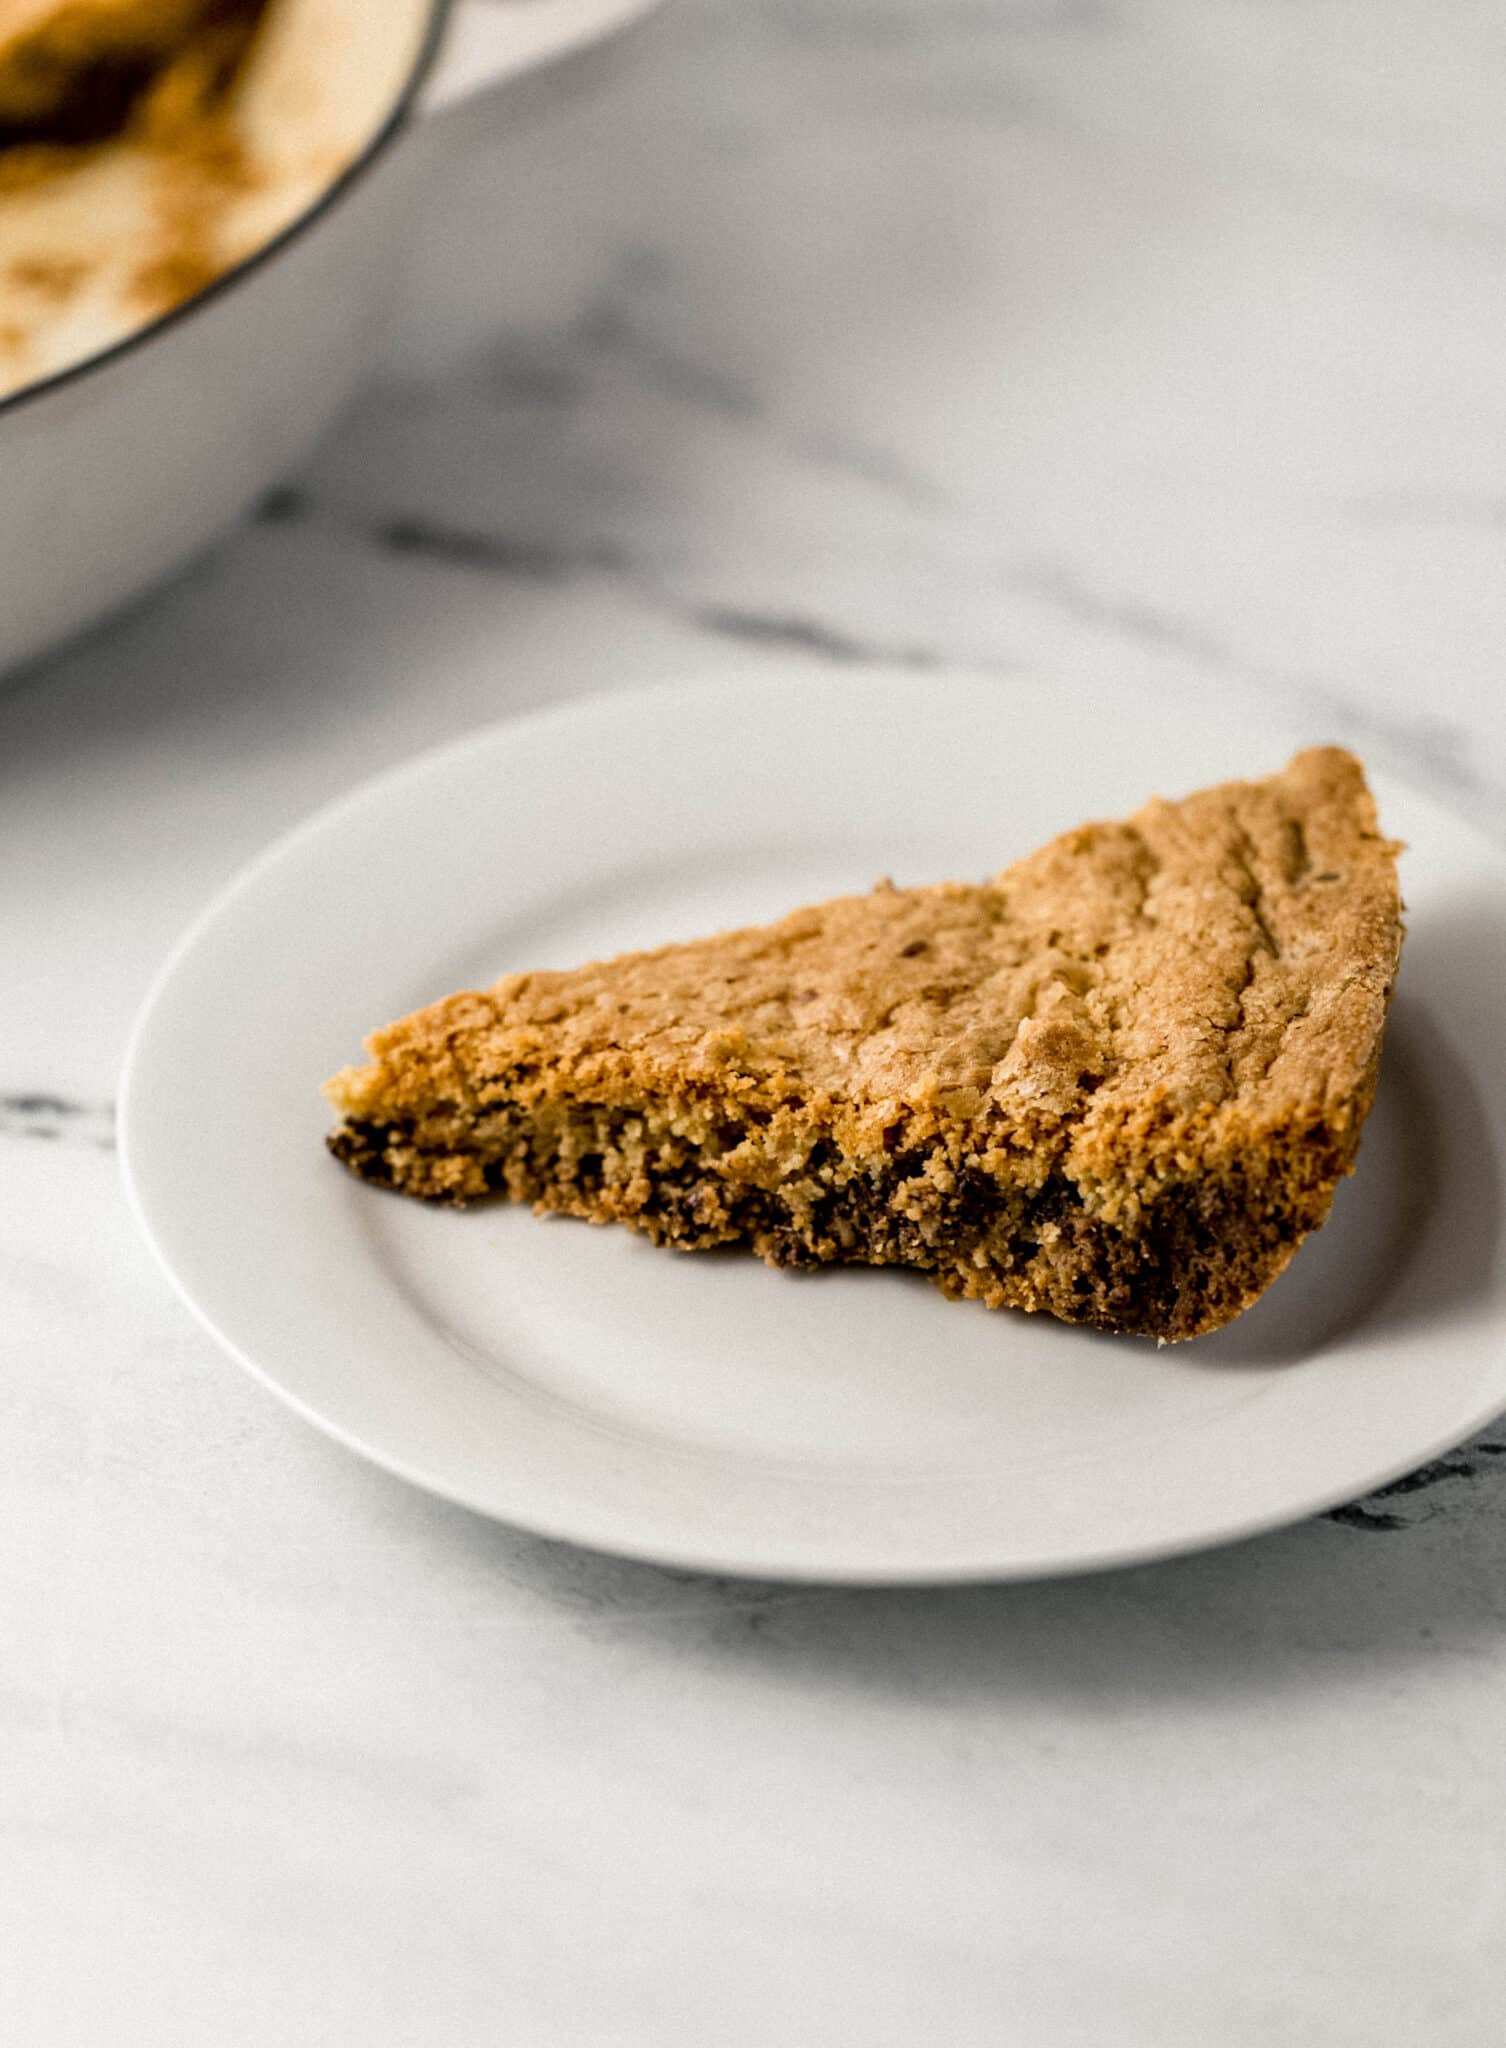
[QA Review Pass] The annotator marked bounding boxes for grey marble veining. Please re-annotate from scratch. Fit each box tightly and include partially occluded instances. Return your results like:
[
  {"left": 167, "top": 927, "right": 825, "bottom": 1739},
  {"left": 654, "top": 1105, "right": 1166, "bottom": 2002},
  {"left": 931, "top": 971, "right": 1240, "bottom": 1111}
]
[
  {"left": 4, "top": 4, "right": 1506, "bottom": 2042},
  {"left": 0, "top": 1095, "right": 115, "bottom": 1148}
]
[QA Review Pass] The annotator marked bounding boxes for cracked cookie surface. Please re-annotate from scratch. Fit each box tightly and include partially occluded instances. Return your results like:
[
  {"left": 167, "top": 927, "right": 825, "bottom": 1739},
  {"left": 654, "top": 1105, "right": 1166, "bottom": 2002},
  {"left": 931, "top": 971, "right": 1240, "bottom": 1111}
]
[{"left": 325, "top": 747, "right": 1403, "bottom": 1341}]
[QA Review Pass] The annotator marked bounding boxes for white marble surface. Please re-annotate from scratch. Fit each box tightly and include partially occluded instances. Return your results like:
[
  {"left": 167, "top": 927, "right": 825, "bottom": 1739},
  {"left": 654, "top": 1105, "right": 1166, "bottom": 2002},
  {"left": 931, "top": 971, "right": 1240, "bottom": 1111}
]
[{"left": 5, "top": 3, "right": 1506, "bottom": 2040}]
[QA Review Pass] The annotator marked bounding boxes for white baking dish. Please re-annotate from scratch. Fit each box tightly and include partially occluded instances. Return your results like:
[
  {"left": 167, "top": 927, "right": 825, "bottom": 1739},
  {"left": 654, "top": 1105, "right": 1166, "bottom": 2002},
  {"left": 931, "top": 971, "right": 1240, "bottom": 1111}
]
[{"left": 0, "top": 0, "right": 660, "bottom": 677}]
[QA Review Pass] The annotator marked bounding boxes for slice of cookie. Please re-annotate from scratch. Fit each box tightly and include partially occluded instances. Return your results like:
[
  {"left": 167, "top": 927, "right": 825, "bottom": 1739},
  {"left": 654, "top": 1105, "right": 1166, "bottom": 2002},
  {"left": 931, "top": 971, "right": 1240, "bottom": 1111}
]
[{"left": 325, "top": 747, "right": 1402, "bottom": 1341}]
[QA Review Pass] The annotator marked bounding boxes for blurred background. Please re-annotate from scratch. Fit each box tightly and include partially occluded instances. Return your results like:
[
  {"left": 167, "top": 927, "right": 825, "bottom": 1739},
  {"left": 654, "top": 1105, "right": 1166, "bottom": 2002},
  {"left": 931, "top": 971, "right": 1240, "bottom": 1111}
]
[{"left": 6, "top": 1, "right": 1504, "bottom": 1105}]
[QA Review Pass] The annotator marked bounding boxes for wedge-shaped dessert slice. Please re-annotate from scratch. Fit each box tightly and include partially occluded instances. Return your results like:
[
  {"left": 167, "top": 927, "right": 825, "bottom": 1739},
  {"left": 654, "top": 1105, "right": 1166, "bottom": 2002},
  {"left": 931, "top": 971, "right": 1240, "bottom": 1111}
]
[{"left": 326, "top": 747, "right": 1402, "bottom": 1341}]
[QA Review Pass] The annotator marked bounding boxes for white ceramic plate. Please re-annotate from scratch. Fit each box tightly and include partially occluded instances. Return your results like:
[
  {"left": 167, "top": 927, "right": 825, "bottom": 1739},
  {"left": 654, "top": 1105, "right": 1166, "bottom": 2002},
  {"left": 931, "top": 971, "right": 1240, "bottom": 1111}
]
[{"left": 120, "top": 674, "right": 1506, "bottom": 1582}]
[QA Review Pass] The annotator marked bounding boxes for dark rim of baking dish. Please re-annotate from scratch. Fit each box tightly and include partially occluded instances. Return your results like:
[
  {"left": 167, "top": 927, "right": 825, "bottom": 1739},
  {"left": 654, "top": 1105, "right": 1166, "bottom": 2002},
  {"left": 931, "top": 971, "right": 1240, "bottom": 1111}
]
[{"left": 0, "top": 0, "right": 452, "bottom": 421}]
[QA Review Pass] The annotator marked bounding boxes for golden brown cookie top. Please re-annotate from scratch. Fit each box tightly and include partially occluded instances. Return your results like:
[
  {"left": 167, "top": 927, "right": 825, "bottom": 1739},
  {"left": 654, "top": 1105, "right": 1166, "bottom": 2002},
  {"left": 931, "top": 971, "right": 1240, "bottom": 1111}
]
[{"left": 328, "top": 747, "right": 1402, "bottom": 1188}]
